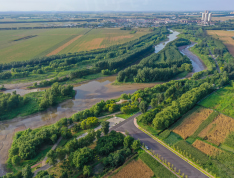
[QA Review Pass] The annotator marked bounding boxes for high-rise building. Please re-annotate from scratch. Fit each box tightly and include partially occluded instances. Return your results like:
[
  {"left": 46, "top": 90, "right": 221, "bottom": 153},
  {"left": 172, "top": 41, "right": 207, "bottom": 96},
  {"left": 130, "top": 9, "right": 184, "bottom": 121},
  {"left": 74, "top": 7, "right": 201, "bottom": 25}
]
[
  {"left": 204, "top": 13, "right": 208, "bottom": 22},
  {"left": 208, "top": 13, "right": 212, "bottom": 22},
  {"left": 201, "top": 10, "right": 212, "bottom": 24},
  {"left": 202, "top": 13, "right": 205, "bottom": 20}
]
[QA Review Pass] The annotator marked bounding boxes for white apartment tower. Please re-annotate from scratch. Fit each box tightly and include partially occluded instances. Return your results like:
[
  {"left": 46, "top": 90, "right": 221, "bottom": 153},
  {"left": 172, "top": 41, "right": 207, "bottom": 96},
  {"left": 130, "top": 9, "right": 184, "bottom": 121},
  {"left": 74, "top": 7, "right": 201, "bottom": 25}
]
[
  {"left": 208, "top": 13, "right": 212, "bottom": 22},
  {"left": 202, "top": 13, "right": 205, "bottom": 20},
  {"left": 201, "top": 10, "right": 212, "bottom": 24}
]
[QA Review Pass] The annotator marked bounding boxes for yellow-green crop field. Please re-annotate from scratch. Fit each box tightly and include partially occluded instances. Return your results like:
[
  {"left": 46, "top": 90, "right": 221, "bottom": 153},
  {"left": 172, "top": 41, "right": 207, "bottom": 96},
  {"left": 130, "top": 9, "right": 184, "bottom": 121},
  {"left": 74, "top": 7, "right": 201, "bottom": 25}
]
[{"left": 0, "top": 28, "right": 150, "bottom": 64}]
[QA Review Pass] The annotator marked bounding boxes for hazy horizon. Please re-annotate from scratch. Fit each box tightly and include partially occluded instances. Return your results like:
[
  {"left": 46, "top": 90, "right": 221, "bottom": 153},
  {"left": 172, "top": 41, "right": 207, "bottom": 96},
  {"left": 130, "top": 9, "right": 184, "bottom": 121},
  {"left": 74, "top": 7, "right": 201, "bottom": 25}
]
[{"left": 0, "top": 0, "right": 233, "bottom": 12}]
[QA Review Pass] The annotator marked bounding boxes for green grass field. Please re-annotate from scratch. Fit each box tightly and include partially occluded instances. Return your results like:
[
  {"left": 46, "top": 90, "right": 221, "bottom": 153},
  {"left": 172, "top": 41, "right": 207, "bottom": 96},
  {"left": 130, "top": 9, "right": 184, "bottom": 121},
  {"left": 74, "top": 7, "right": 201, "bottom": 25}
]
[
  {"left": 0, "top": 28, "right": 150, "bottom": 64},
  {"left": 0, "top": 28, "right": 88, "bottom": 63},
  {"left": 199, "top": 86, "right": 234, "bottom": 118}
]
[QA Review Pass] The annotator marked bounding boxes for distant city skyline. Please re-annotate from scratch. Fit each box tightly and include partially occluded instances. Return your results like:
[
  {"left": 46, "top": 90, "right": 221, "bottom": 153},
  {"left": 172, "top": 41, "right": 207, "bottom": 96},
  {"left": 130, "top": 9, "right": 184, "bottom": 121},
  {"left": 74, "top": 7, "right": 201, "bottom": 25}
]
[{"left": 0, "top": 0, "right": 233, "bottom": 12}]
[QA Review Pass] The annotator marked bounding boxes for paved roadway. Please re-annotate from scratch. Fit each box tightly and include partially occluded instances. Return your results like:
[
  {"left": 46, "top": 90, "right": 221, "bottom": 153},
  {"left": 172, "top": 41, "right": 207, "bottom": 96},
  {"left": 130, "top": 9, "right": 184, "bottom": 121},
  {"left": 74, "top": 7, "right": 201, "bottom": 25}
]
[{"left": 110, "top": 112, "right": 209, "bottom": 178}]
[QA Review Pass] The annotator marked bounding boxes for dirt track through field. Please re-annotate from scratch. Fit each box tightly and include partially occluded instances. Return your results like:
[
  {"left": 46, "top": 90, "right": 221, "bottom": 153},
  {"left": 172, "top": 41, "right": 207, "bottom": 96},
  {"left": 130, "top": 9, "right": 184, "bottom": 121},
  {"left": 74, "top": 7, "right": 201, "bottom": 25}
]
[{"left": 46, "top": 35, "right": 82, "bottom": 56}]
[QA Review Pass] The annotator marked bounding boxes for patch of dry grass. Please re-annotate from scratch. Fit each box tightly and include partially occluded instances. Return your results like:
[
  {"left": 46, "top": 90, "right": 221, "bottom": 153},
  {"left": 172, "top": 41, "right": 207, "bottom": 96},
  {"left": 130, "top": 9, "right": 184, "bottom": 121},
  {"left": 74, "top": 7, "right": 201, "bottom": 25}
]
[
  {"left": 192, "top": 140, "right": 222, "bottom": 156},
  {"left": 173, "top": 108, "right": 213, "bottom": 139},
  {"left": 199, "top": 114, "right": 234, "bottom": 145},
  {"left": 111, "top": 159, "right": 154, "bottom": 178}
]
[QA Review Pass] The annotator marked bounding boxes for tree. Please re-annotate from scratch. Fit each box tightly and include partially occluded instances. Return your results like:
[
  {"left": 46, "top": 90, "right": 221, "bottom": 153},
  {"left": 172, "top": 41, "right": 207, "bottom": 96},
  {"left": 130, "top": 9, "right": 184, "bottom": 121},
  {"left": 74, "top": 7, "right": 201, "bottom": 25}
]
[
  {"left": 96, "top": 130, "right": 102, "bottom": 140},
  {"left": 35, "top": 170, "right": 49, "bottom": 178},
  {"left": 50, "top": 134, "right": 57, "bottom": 144},
  {"left": 11, "top": 155, "right": 21, "bottom": 166},
  {"left": 131, "top": 140, "right": 141, "bottom": 151},
  {"left": 60, "top": 172, "right": 68, "bottom": 178},
  {"left": 46, "top": 150, "right": 57, "bottom": 166},
  {"left": 4, "top": 173, "right": 14, "bottom": 178},
  {"left": 72, "top": 123, "right": 81, "bottom": 132},
  {"left": 56, "top": 148, "right": 66, "bottom": 162},
  {"left": 150, "top": 98, "right": 158, "bottom": 108},
  {"left": 123, "top": 136, "right": 134, "bottom": 148},
  {"left": 72, "top": 147, "right": 94, "bottom": 169},
  {"left": 101, "top": 121, "right": 109, "bottom": 135},
  {"left": 22, "top": 164, "right": 33, "bottom": 178},
  {"left": 139, "top": 101, "right": 148, "bottom": 113},
  {"left": 61, "top": 128, "right": 72, "bottom": 139},
  {"left": 83, "top": 165, "right": 92, "bottom": 177}
]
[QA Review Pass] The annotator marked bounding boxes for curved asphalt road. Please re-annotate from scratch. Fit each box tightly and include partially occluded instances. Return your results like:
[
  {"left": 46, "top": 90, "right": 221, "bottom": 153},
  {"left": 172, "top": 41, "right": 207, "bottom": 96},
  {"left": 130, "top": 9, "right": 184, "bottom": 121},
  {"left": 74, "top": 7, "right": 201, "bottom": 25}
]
[{"left": 110, "top": 112, "right": 208, "bottom": 178}]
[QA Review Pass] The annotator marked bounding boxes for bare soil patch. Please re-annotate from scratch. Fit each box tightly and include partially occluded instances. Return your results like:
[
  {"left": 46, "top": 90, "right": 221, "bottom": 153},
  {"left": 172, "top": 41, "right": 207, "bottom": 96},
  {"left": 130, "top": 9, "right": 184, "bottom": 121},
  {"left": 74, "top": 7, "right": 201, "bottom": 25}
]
[
  {"left": 111, "top": 159, "right": 154, "bottom": 178},
  {"left": 46, "top": 35, "right": 82, "bottom": 56},
  {"left": 199, "top": 114, "right": 234, "bottom": 145},
  {"left": 14, "top": 125, "right": 27, "bottom": 132},
  {"left": 173, "top": 108, "right": 213, "bottom": 139},
  {"left": 207, "top": 30, "right": 234, "bottom": 57},
  {"left": 193, "top": 140, "right": 222, "bottom": 156}
]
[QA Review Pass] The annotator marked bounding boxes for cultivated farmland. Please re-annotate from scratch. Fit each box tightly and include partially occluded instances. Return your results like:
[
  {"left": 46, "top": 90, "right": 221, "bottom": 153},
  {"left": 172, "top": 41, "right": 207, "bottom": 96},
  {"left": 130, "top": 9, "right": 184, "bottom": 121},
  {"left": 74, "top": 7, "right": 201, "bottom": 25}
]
[
  {"left": 207, "top": 30, "right": 234, "bottom": 57},
  {"left": 199, "top": 86, "right": 234, "bottom": 118},
  {"left": 58, "top": 28, "right": 150, "bottom": 54},
  {"left": 0, "top": 28, "right": 149, "bottom": 64},
  {"left": 173, "top": 107, "right": 213, "bottom": 139},
  {"left": 0, "top": 28, "right": 88, "bottom": 63},
  {"left": 198, "top": 114, "right": 234, "bottom": 146},
  {"left": 192, "top": 140, "right": 222, "bottom": 156},
  {"left": 111, "top": 159, "right": 154, "bottom": 178}
]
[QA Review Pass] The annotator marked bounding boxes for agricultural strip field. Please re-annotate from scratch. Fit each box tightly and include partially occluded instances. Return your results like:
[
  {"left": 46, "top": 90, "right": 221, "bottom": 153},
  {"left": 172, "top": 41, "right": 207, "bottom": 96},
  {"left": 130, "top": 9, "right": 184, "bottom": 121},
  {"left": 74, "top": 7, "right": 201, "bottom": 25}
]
[
  {"left": 199, "top": 86, "right": 234, "bottom": 118},
  {"left": 207, "top": 30, "right": 234, "bottom": 57},
  {"left": 0, "top": 28, "right": 89, "bottom": 63},
  {"left": 58, "top": 28, "right": 150, "bottom": 54},
  {"left": 111, "top": 159, "right": 154, "bottom": 178},
  {"left": 0, "top": 28, "right": 149, "bottom": 64},
  {"left": 198, "top": 114, "right": 234, "bottom": 146},
  {"left": 192, "top": 140, "right": 222, "bottom": 156},
  {"left": 172, "top": 106, "right": 213, "bottom": 139}
]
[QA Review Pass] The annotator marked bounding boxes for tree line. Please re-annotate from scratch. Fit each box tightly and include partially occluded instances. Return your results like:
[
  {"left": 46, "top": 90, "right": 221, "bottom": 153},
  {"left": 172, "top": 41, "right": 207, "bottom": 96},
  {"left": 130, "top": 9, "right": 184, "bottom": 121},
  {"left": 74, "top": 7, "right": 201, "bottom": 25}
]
[{"left": 117, "top": 38, "right": 192, "bottom": 83}]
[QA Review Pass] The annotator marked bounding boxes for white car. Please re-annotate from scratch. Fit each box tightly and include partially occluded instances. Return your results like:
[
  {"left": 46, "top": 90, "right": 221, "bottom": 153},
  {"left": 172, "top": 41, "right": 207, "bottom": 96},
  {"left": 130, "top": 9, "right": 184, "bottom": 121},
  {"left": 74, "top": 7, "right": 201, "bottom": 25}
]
[{"left": 145, "top": 145, "right": 149, "bottom": 150}]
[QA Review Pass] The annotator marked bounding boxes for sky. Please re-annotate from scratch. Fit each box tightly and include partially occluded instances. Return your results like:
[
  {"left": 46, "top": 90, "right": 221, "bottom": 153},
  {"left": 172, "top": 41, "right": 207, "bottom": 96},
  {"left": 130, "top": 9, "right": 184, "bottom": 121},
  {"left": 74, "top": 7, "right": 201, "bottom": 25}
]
[{"left": 0, "top": 0, "right": 233, "bottom": 11}]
